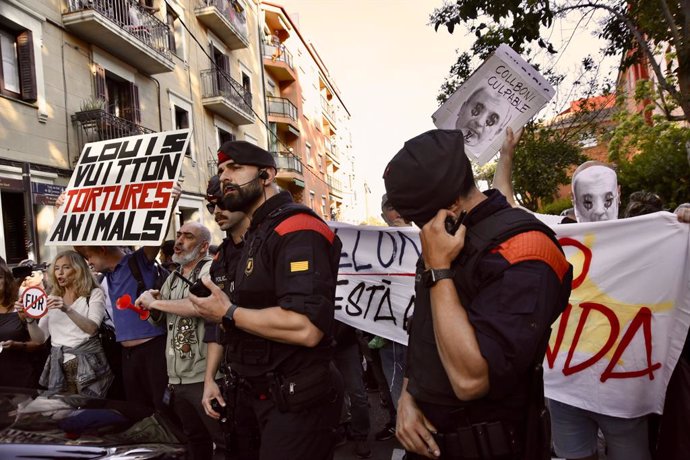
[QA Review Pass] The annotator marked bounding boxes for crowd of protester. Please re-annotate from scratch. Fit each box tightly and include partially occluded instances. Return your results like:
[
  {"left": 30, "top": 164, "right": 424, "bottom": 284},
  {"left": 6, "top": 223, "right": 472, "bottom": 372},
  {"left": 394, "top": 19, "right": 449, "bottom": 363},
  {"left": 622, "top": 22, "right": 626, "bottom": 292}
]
[{"left": 1, "top": 133, "right": 689, "bottom": 460}]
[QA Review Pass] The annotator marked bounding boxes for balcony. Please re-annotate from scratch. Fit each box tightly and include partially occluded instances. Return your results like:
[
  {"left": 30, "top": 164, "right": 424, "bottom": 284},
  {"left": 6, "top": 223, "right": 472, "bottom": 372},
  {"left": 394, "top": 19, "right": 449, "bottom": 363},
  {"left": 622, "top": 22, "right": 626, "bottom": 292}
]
[
  {"left": 262, "top": 43, "right": 296, "bottom": 82},
  {"left": 201, "top": 69, "right": 254, "bottom": 125},
  {"left": 321, "top": 96, "right": 335, "bottom": 128},
  {"left": 72, "top": 109, "right": 155, "bottom": 153},
  {"left": 327, "top": 175, "right": 343, "bottom": 198},
  {"left": 325, "top": 138, "right": 340, "bottom": 165},
  {"left": 63, "top": 0, "right": 173, "bottom": 75},
  {"left": 271, "top": 151, "right": 303, "bottom": 175},
  {"left": 267, "top": 96, "right": 299, "bottom": 137},
  {"left": 195, "top": 0, "right": 249, "bottom": 50}
]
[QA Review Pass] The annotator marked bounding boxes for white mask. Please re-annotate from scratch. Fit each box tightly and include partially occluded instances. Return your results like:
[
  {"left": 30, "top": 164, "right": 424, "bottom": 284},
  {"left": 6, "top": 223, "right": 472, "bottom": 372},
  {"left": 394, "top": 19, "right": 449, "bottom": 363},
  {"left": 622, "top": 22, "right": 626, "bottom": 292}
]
[{"left": 572, "top": 166, "right": 619, "bottom": 223}]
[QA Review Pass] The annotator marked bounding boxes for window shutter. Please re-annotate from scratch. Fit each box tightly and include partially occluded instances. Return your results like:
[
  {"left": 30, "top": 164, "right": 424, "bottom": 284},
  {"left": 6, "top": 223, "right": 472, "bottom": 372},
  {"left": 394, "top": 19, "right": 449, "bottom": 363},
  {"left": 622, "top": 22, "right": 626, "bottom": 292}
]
[
  {"left": 130, "top": 82, "right": 141, "bottom": 124},
  {"left": 94, "top": 64, "right": 107, "bottom": 104},
  {"left": 221, "top": 54, "right": 230, "bottom": 73},
  {"left": 16, "top": 31, "right": 37, "bottom": 102}
]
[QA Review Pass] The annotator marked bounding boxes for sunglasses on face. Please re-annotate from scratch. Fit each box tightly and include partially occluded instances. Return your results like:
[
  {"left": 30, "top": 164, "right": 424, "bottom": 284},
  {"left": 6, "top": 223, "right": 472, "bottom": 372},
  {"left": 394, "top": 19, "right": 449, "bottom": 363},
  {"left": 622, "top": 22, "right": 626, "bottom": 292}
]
[{"left": 206, "top": 199, "right": 226, "bottom": 214}]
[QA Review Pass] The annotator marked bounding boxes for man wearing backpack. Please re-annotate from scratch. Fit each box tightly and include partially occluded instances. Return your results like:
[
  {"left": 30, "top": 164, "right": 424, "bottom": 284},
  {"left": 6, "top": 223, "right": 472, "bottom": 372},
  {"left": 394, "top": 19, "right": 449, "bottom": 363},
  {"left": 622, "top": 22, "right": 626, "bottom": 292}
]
[
  {"left": 73, "top": 184, "right": 180, "bottom": 412},
  {"left": 383, "top": 129, "right": 572, "bottom": 460},
  {"left": 135, "top": 221, "right": 223, "bottom": 459}
]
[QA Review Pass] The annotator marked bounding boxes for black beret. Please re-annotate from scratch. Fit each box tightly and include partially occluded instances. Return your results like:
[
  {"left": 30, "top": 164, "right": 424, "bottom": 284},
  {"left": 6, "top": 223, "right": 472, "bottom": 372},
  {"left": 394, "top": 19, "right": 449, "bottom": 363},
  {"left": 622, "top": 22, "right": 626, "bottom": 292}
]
[
  {"left": 383, "top": 129, "right": 473, "bottom": 227},
  {"left": 218, "top": 141, "right": 276, "bottom": 169}
]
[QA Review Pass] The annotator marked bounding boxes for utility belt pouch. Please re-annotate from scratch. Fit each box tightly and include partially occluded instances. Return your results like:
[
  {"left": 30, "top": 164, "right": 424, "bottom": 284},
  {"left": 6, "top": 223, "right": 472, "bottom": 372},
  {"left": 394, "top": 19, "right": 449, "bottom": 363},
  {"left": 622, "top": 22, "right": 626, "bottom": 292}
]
[
  {"left": 434, "top": 420, "right": 517, "bottom": 460},
  {"left": 269, "top": 363, "right": 333, "bottom": 413}
]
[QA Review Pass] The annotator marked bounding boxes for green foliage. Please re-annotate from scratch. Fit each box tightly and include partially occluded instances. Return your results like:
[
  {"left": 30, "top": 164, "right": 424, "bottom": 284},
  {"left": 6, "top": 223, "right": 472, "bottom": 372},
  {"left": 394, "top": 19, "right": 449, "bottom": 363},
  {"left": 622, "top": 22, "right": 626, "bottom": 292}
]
[
  {"left": 430, "top": 0, "right": 690, "bottom": 123},
  {"left": 512, "top": 126, "right": 587, "bottom": 211},
  {"left": 610, "top": 112, "right": 690, "bottom": 211},
  {"left": 539, "top": 197, "right": 572, "bottom": 215}
]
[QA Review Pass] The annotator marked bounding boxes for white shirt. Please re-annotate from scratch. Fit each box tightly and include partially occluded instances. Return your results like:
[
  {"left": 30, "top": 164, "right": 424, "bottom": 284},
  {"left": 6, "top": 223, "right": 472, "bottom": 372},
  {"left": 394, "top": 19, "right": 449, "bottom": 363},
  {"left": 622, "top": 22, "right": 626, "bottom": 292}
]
[{"left": 37, "top": 287, "right": 106, "bottom": 360}]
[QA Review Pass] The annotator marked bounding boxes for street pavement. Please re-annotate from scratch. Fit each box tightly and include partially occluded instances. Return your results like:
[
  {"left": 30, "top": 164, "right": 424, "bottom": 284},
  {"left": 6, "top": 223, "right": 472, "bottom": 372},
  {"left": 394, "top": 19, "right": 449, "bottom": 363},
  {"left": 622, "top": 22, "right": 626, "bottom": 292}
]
[{"left": 334, "top": 390, "right": 404, "bottom": 460}]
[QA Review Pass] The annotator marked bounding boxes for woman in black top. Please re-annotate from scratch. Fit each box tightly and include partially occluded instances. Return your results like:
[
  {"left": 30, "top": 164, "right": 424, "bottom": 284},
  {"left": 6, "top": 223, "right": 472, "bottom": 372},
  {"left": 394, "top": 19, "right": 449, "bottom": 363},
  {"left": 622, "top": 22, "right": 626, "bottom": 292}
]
[{"left": 0, "top": 264, "right": 42, "bottom": 388}]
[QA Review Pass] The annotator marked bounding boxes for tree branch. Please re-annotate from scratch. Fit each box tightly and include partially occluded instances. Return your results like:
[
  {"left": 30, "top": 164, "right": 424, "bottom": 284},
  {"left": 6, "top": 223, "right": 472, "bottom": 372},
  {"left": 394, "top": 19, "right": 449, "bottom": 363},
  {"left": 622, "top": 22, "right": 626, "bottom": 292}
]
[
  {"left": 557, "top": 2, "right": 685, "bottom": 111},
  {"left": 658, "top": 0, "right": 683, "bottom": 51}
]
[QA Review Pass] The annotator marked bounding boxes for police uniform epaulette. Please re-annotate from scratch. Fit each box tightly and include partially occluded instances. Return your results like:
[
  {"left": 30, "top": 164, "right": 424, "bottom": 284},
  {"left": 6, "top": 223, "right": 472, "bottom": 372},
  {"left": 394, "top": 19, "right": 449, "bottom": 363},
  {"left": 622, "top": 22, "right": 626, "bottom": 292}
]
[
  {"left": 490, "top": 231, "right": 570, "bottom": 281},
  {"left": 274, "top": 213, "right": 335, "bottom": 244}
]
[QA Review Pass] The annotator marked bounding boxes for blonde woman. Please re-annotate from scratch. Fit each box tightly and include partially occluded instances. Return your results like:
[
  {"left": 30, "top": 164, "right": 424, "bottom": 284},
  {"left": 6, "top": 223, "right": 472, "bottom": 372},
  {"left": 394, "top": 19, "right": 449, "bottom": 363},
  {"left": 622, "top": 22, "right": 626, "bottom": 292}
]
[{"left": 24, "top": 250, "right": 113, "bottom": 397}]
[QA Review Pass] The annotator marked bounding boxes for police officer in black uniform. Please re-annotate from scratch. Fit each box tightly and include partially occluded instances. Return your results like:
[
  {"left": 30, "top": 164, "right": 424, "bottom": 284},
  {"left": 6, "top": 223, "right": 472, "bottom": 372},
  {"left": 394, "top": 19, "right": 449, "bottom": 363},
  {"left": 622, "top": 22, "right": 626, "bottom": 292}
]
[
  {"left": 200, "top": 175, "right": 261, "bottom": 460},
  {"left": 191, "top": 141, "right": 344, "bottom": 460},
  {"left": 383, "top": 130, "right": 572, "bottom": 460}
]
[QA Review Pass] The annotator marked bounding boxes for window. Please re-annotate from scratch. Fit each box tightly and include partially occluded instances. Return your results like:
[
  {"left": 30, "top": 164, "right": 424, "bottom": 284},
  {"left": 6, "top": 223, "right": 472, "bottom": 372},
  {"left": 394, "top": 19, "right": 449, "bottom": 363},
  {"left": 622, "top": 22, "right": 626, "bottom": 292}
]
[
  {"left": 321, "top": 195, "right": 327, "bottom": 217},
  {"left": 217, "top": 127, "right": 235, "bottom": 146},
  {"left": 94, "top": 65, "right": 140, "bottom": 123},
  {"left": 166, "top": 8, "right": 179, "bottom": 55},
  {"left": 169, "top": 91, "right": 195, "bottom": 160},
  {"left": 305, "top": 143, "right": 312, "bottom": 166},
  {"left": 174, "top": 105, "right": 192, "bottom": 156},
  {"left": 241, "top": 71, "right": 251, "bottom": 106},
  {"left": 309, "top": 191, "right": 315, "bottom": 210},
  {"left": 318, "top": 153, "right": 323, "bottom": 173},
  {"left": 0, "top": 24, "right": 36, "bottom": 101}
]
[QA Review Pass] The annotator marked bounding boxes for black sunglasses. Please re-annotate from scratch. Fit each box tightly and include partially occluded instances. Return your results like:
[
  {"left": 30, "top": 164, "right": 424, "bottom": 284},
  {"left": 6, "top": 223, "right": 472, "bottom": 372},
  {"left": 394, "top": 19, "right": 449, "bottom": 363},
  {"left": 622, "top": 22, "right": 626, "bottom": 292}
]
[{"left": 206, "top": 199, "right": 226, "bottom": 214}]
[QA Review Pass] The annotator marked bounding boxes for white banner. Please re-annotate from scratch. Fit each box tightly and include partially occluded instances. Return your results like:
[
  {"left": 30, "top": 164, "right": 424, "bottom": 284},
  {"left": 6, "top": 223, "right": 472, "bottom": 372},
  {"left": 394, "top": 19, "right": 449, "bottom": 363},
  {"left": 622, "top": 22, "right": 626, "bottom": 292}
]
[
  {"left": 331, "top": 212, "right": 690, "bottom": 417},
  {"left": 47, "top": 129, "right": 190, "bottom": 246}
]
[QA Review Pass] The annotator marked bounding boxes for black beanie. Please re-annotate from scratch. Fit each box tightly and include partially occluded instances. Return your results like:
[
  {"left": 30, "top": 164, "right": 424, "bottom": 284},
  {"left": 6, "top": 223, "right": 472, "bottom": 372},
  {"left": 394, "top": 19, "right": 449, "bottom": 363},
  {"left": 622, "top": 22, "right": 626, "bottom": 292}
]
[{"left": 383, "top": 129, "right": 474, "bottom": 227}]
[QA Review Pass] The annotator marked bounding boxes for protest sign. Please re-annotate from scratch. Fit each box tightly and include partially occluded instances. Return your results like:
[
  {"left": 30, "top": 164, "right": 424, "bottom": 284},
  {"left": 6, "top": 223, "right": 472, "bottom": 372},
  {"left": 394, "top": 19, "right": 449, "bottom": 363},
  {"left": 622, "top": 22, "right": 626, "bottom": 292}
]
[
  {"left": 47, "top": 129, "right": 190, "bottom": 246},
  {"left": 432, "top": 44, "right": 555, "bottom": 165},
  {"left": 22, "top": 286, "right": 48, "bottom": 319},
  {"left": 331, "top": 223, "right": 420, "bottom": 345},
  {"left": 330, "top": 212, "right": 690, "bottom": 417}
]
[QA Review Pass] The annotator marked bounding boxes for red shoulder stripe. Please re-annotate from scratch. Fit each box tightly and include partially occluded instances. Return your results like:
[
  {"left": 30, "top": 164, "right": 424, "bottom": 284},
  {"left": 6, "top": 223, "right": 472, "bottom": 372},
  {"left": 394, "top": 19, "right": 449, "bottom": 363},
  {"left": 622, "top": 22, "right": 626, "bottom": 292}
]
[
  {"left": 490, "top": 231, "right": 569, "bottom": 281},
  {"left": 274, "top": 214, "right": 335, "bottom": 244}
]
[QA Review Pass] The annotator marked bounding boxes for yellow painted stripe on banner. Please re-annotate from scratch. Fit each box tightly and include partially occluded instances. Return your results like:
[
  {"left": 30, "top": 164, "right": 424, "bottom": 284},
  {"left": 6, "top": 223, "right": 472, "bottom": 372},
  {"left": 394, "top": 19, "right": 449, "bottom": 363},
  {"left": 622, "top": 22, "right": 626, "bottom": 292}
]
[{"left": 290, "top": 260, "right": 309, "bottom": 272}]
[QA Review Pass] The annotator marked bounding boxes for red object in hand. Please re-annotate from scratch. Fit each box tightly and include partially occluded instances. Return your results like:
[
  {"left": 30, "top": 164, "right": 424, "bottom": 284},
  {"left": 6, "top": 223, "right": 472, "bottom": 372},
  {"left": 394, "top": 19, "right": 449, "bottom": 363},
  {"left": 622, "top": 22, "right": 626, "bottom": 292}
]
[{"left": 116, "top": 294, "right": 150, "bottom": 321}]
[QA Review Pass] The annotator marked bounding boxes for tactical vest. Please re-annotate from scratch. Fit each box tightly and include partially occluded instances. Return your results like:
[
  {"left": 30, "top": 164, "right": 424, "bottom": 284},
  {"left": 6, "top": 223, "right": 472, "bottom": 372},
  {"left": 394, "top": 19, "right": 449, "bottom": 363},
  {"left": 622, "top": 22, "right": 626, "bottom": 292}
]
[
  {"left": 408, "top": 206, "right": 571, "bottom": 411},
  {"left": 226, "top": 202, "right": 337, "bottom": 377}
]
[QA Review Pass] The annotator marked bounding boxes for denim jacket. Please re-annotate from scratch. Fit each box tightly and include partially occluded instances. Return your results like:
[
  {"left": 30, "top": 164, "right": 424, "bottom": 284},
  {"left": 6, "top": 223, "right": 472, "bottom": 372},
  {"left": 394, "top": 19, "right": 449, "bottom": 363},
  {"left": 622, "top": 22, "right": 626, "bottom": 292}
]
[{"left": 39, "top": 335, "right": 113, "bottom": 398}]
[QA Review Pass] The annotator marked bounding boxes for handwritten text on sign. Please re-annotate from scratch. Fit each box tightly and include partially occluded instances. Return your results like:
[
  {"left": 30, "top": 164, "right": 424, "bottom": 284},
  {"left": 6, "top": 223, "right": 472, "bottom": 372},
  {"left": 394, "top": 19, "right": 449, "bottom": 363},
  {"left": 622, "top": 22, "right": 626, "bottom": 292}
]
[
  {"left": 330, "top": 213, "right": 690, "bottom": 417},
  {"left": 47, "top": 130, "right": 190, "bottom": 246}
]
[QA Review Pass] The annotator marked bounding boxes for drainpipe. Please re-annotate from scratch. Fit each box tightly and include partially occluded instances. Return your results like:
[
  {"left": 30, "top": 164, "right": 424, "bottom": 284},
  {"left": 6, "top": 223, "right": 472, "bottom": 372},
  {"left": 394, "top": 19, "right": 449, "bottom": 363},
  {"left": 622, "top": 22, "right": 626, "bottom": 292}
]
[
  {"left": 150, "top": 76, "right": 163, "bottom": 131},
  {"left": 22, "top": 163, "right": 39, "bottom": 262}
]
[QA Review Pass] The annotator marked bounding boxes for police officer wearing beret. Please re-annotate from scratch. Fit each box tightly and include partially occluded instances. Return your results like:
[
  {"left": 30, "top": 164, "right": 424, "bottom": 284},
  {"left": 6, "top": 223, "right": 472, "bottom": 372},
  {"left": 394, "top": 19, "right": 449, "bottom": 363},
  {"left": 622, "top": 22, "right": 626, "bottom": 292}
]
[
  {"left": 191, "top": 141, "right": 344, "bottom": 460},
  {"left": 384, "top": 130, "right": 572, "bottom": 460}
]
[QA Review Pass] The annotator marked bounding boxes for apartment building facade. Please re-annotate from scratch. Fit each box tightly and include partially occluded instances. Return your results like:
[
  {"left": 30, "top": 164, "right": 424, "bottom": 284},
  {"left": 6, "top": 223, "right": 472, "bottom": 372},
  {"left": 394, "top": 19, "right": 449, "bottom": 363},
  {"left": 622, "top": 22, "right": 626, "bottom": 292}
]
[
  {"left": 260, "top": 2, "right": 355, "bottom": 223},
  {"left": 0, "top": 0, "right": 356, "bottom": 265}
]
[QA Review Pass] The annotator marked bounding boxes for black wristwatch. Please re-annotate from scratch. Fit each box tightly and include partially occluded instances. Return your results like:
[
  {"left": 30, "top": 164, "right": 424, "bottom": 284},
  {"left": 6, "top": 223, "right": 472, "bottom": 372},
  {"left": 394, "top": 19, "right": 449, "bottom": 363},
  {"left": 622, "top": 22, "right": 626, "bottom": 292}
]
[
  {"left": 222, "top": 303, "right": 239, "bottom": 328},
  {"left": 422, "top": 268, "right": 455, "bottom": 287}
]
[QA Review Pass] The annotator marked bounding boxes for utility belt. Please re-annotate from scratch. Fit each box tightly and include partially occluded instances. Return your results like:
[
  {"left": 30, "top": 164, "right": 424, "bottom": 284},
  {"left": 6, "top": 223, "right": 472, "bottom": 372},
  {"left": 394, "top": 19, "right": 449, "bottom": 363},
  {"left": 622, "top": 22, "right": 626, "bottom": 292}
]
[
  {"left": 430, "top": 420, "right": 520, "bottom": 460},
  {"left": 237, "top": 361, "right": 336, "bottom": 413}
]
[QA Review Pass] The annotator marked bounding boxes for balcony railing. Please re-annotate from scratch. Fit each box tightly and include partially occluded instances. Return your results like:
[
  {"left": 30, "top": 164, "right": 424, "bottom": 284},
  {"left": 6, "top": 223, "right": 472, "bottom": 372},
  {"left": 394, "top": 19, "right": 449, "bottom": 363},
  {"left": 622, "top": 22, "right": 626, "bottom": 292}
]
[
  {"left": 195, "top": 0, "right": 249, "bottom": 49},
  {"left": 321, "top": 96, "right": 336, "bottom": 124},
  {"left": 64, "top": 0, "right": 171, "bottom": 60},
  {"left": 267, "top": 96, "right": 298, "bottom": 121},
  {"left": 271, "top": 151, "right": 303, "bottom": 174},
  {"left": 327, "top": 176, "right": 342, "bottom": 193},
  {"left": 72, "top": 109, "right": 155, "bottom": 151},
  {"left": 201, "top": 68, "right": 252, "bottom": 113},
  {"left": 262, "top": 42, "right": 293, "bottom": 69}
]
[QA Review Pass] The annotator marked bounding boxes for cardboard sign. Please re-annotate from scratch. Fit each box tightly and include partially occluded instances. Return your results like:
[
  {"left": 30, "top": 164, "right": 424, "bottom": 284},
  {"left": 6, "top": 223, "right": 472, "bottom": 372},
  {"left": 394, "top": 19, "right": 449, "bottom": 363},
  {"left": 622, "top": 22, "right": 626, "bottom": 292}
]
[
  {"left": 46, "top": 129, "right": 191, "bottom": 246},
  {"left": 432, "top": 44, "right": 555, "bottom": 165},
  {"left": 22, "top": 286, "right": 48, "bottom": 319}
]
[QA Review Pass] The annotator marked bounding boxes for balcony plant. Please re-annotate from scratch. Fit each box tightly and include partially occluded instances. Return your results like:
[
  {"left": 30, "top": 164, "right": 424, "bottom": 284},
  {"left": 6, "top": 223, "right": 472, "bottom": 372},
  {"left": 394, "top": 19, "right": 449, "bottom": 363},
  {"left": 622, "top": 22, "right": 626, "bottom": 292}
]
[{"left": 74, "top": 96, "right": 106, "bottom": 122}]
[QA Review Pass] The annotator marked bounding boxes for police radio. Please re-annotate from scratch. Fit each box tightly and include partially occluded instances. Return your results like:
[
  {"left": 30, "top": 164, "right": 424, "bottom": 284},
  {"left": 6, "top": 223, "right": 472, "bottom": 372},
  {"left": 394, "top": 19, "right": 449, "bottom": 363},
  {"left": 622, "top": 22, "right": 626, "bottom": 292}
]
[{"left": 172, "top": 271, "right": 212, "bottom": 297}]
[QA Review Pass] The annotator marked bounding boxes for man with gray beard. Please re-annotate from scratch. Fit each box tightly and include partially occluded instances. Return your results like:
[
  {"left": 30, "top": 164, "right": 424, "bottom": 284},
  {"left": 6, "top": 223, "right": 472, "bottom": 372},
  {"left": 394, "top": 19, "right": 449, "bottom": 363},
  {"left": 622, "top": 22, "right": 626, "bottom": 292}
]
[{"left": 135, "top": 221, "right": 225, "bottom": 459}]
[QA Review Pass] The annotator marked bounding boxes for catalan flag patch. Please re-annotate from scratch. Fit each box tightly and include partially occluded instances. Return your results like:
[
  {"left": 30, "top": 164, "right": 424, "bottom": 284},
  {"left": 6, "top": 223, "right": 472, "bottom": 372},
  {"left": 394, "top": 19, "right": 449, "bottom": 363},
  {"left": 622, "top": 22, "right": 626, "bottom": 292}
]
[{"left": 290, "top": 260, "right": 310, "bottom": 272}]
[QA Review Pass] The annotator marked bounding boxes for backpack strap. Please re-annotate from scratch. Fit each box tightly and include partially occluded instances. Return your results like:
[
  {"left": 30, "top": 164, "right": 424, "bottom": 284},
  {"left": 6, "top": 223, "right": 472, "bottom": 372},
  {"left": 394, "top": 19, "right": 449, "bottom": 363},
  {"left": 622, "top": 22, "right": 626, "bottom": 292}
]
[
  {"left": 127, "top": 256, "right": 146, "bottom": 297},
  {"left": 455, "top": 207, "right": 562, "bottom": 302}
]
